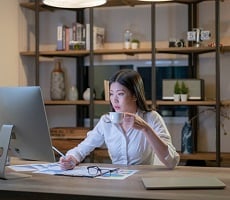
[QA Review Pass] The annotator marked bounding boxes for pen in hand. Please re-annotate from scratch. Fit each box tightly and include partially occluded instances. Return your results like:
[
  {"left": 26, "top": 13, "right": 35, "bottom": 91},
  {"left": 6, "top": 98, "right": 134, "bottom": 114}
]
[
  {"left": 52, "top": 146, "right": 65, "bottom": 158},
  {"left": 52, "top": 146, "right": 76, "bottom": 169}
]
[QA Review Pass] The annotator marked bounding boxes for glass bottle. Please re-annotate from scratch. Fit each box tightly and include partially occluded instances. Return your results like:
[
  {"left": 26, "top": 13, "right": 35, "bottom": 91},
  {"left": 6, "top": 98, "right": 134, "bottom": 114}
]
[
  {"left": 181, "top": 122, "right": 193, "bottom": 154},
  {"left": 50, "top": 60, "right": 66, "bottom": 100},
  {"left": 124, "top": 29, "right": 132, "bottom": 49}
]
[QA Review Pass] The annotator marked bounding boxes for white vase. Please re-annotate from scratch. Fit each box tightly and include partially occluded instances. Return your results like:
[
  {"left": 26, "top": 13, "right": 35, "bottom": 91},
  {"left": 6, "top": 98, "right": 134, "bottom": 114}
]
[
  {"left": 124, "top": 41, "right": 131, "bottom": 49},
  {"left": 83, "top": 88, "right": 95, "bottom": 100},
  {"left": 68, "top": 86, "right": 78, "bottom": 101},
  {"left": 181, "top": 94, "right": 188, "bottom": 102},
  {"left": 173, "top": 94, "right": 180, "bottom": 102},
  {"left": 50, "top": 60, "right": 66, "bottom": 100},
  {"left": 83, "top": 88, "right": 90, "bottom": 100},
  {"left": 131, "top": 42, "right": 138, "bottom": 49}
]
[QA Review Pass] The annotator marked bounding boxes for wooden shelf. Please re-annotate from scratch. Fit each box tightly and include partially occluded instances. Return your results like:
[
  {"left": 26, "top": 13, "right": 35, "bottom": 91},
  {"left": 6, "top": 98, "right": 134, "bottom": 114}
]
[
  {"left": 45, "top": 100, "right": 111, "bottom": 105},
  {"left": 157, "top": 46, "right": 216, "bottom": 55},
  {"left": 44, "top": 99, "right": 217, "bottom": 106},
  {"left": 103, "top": 0, "right": 216, "bottom": 7},
  {"left": 104, "top": 0, "right": 213, "bottom": 7},
  {"left": 20, "top": 1, "right": 214, "bottom": 11},
  {"left": 94, "top": 48, "right": 152, "bottom": 55},
  {"left": 93, "top": 150, "right": 230, "bottom": 162},
  {"left": 44, "top": 99, "right": 230, "bottom": 106},
  {"left": 221, "top": 45, "right": 230, "bottom": 53},
  {"left": 157, "top": 100, "right": 216, "bottom": 106},
  {"left": 179, "top": 152, "right": 230, "bottom": 161},
  {"left": 45, "top": 100, "right": 90, "bottom": 105},
  {"left": 20, "top": 48, "right": 151, "bottom": 57},
  {"left": 20, "top": 50, "right": 89, "bottom": 57},
  {"left": 20, "top": 51, "right": 36, "bottom": 56},
  {"left": 20, "top": 46, "right": 220, "bottom": 57},
  {"left": 221, "top": 100, "right": 230, "bottom": 106},
  {"left": 40, "top": 50, "right": 89, "bottom": 57}
]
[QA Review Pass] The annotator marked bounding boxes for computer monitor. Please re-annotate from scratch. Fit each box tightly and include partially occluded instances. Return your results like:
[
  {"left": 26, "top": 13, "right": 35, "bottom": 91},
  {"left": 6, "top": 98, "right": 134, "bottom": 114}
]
[{"left": 0, "top": 86, "right": 55, "bottom": 179}]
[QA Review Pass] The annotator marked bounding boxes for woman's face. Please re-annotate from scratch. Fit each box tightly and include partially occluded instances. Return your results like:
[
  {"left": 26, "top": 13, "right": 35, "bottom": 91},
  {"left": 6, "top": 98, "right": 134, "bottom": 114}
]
[{"left": 110, "top": 82, "right": 137, "bottom": 113}]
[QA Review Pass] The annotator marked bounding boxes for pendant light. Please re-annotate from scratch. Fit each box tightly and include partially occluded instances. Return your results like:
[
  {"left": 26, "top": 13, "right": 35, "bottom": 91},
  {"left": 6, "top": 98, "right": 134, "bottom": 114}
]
[
  {"left": 137, "top": 0, "right": 173, "bottom": 2},
  {"left": 43, "top": 0, "right": 107, "bottom": 8}
]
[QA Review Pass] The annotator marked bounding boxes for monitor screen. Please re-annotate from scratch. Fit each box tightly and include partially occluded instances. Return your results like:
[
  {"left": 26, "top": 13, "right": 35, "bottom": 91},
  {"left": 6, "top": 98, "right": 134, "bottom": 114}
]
[{"left": 0, "top": 86, "right": 55, "bottom": 179}]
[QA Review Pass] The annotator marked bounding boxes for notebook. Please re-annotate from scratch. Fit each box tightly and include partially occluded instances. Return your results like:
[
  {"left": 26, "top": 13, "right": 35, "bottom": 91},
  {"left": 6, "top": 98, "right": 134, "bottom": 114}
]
[{"left": 142, "top": 176, "right": 226, "bottom": 190}]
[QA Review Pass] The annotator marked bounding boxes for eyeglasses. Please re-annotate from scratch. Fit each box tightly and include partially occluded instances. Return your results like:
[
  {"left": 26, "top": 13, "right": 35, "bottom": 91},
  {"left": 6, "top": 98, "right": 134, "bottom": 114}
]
[{"left": 87, "top": 165, "right": 119, "bottom": 177}]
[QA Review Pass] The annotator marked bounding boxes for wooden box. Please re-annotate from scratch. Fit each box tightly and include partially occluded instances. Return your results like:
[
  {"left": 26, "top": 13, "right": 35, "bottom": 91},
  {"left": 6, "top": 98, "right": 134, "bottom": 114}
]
[{"left": 50, "top": 127, "right": 89, "bottom": 154}]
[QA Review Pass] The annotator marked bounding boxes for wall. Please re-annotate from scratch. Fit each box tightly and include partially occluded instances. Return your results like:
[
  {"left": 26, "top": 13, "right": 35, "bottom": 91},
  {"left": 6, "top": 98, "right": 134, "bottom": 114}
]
[{"left": 0, "top": 0, "right": 20, "bottom": 86}]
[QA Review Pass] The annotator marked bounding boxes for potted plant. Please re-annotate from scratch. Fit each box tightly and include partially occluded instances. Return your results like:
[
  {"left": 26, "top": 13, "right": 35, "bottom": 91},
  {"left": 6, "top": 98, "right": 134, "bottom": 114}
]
[
  {"left": 131, "top": 38, "right": 140, "bottom": 49},
  {"left": 173, "top": 80, "right": 181, "bottom": 101},
  {"left": 180, "top": 81, "right": 189, "bottom": 101}
]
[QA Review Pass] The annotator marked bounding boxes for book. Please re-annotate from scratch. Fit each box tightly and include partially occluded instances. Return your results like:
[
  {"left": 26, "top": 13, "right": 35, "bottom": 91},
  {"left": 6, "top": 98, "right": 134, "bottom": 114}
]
[
  {"left": 65, "top": 26, "right": 70, "bottom": 51},
  {"left": 86, "top": 24, "right": 105, "bottom": 50},
  {"left": 70, "top": 22, "right": 86, "bottom": 50},
  {"left": 104, "top": 80, "right": 110, "bottom": 101},
  {"left": 72, "top": 22, "right": 85, "bottom": 42},
  {"left": 57, "top": 24, "right": 65, "bottom": 50}
]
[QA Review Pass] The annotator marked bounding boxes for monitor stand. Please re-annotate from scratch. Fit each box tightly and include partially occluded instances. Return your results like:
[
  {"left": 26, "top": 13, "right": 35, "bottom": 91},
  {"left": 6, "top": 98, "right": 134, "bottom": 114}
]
[{"left": 0, "top": 125, "right": 31, "bottom": 180}]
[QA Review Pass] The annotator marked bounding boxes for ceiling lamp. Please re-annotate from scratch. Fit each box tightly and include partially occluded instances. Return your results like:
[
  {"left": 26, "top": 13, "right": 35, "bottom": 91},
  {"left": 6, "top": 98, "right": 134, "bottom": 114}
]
[
  {"left": 43, "top": 0, "right": 107, "bottom": 8},
  {"left": 137, "top": 0, "right": 173, "bottom": 2}
]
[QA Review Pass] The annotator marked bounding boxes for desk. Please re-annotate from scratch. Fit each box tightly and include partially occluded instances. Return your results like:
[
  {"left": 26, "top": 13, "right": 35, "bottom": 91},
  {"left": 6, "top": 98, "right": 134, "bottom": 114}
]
[{"left": 1, "top": 159, "right": 230, "bottom": 200}]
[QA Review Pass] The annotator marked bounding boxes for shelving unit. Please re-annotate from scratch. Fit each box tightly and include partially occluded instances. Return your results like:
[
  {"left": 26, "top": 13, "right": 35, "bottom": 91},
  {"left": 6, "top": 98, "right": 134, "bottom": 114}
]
[
  {"left": 155, "top": 0, "right": 220, "bottom": 166},
  {"left": 19, "top": 0, "right": 230, "bottom": 166}
]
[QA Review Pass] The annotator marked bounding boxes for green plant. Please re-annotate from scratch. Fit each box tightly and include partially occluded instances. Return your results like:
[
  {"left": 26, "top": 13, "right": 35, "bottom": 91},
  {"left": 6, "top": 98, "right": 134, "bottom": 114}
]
[
  {"left": 131, "top": 38, "right": 140, "bottom": 43},
  {"left": 174, "top": 80, "right": 181, "bottom": 94},
  {"left": 181, "top": 81, "right": 189, "bottom": 94}
]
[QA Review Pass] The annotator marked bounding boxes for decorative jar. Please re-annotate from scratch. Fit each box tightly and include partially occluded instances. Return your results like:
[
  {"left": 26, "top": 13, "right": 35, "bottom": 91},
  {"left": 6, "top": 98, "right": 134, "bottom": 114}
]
[
  {"left": 68, "top": 86, "right": 78, "bottom": 101},
  {"left": 83, "top": 88, "right": 95, "bottom": 100},
  {"left": 50, "top": 60, "right": 66, "bottom": 100}
]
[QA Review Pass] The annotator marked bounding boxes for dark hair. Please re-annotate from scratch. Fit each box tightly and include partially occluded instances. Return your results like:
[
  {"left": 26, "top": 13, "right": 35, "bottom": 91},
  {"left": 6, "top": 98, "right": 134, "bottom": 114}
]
[{"left": 109, "top": 69, "right": 152, "bottom": 112}]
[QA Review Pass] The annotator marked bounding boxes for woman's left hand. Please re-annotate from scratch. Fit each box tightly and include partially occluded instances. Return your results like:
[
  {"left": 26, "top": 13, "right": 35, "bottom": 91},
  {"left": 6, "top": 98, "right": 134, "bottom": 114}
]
[{"left": 123, "top": 112, "right": 149, "bottom": 132}]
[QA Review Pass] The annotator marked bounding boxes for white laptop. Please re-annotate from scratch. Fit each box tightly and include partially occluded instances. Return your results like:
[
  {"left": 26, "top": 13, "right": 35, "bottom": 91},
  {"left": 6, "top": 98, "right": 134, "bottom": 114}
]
[{"left": 142, "top": 176, "right": 226, "bottom": 190}]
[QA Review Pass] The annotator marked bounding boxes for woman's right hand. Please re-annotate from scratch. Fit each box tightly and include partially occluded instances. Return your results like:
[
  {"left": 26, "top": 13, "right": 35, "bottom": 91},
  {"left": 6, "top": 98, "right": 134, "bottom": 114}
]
[{"left": 59, "top": 155, "right": 79, "bottom": 170}]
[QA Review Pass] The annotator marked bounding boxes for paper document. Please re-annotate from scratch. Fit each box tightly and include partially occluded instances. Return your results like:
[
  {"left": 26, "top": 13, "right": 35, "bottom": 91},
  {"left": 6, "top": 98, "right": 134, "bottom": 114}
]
[
  {"left": 54, "top": 166, "right": 120, "bottom": 178},
  {"left": 96, "top": 169, "right": 138, "bottom": 180},
  {"left": 8, "top": 163, "right": 62, "bottom": 174},
  {"left": 8, "top": 163, "right": 138, "bottom": 180}
]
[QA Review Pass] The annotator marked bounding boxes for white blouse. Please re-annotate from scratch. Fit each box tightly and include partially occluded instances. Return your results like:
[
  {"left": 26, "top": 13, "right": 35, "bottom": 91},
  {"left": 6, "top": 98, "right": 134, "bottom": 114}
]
[{"left": 66, "top": 110, "right": 180, "bottom": 169}]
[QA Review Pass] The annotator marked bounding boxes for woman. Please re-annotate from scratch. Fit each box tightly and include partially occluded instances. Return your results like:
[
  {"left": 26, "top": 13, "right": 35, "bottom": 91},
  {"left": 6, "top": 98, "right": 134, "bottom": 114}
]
[{"left": 60, "top": 69, "right": 180, "bottom": 169}]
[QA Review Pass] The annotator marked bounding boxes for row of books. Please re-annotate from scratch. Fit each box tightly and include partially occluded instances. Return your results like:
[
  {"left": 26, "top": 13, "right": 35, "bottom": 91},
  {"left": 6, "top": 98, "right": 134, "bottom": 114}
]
[{"left": 57, "top": 22, "right": 105, "bottom": 51}]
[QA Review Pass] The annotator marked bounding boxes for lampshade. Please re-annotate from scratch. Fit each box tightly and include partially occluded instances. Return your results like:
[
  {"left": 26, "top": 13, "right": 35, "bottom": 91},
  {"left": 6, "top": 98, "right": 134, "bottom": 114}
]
[
  {"left": 43, "top": 0, "right": 107, "bottom": 8},
  {"left": 137, "top": 0, "right": 173, "bottom": 2}
]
